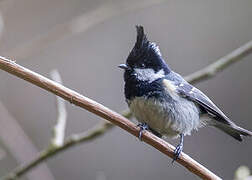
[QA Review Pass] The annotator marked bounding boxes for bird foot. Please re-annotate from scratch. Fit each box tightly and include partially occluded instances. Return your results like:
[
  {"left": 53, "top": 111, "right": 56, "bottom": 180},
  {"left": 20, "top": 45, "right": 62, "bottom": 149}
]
[
  {"left": 172, "top": 134, "right": 184, "bottom": 163},
  {"left": 137, "top": 123, "right": 149, "bottom": 141},
  {"left": 172, "top": 144, "right": 183, "bottom": 163}
]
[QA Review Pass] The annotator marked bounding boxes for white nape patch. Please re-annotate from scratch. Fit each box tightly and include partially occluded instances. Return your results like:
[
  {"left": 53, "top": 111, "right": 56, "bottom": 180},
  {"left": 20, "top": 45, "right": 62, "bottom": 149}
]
[
  {"left": 163, "top": 79, "right": 179, "bottom": 99},
  {"left": 150, "top": 42, "right": 162, "bottom": 56},
  {"left": 134, "top": 68, "right": 165, "bottom": 83}
]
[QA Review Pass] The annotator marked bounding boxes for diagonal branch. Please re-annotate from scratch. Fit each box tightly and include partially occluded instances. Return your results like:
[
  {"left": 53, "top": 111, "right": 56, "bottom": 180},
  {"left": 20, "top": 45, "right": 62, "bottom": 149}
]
[
  {"left": 185, "top": 40, "right": 252, "bottom": 84},
  {"left": 0, "top": 56, "right": 221, "bottom": 180},
  {"left": 1, "top": 110, "right": 132, "bottom": 180},
  {"left": 1, "top": 121, "right": 115, "bottom": 180}
]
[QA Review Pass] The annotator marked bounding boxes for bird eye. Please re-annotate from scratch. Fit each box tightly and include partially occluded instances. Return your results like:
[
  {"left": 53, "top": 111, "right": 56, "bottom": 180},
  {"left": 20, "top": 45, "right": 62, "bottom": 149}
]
[{"left": 140, "top": 63, "right": 145, "bottom": 68}]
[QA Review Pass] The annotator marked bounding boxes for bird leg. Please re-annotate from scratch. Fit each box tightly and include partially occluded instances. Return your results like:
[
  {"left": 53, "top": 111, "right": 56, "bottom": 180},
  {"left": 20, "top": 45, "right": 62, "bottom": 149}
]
[
  {"left": 172, "top": 134, "right": 184, "bottom": 163},
  {"left": 137, "top": 123, "right": 162, "bottom": 140}
]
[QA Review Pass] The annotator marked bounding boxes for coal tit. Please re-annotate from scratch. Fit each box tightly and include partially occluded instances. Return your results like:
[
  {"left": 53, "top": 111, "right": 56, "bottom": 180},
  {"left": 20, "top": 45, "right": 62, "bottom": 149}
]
[{"left": 119, "top": 26, "right": 252, "bottom": 161}]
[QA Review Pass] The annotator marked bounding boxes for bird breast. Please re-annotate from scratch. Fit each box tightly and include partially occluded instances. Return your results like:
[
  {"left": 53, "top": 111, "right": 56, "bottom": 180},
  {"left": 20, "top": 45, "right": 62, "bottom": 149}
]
[{"left": 129, "top": 96, "right": 201, "bottom": 137}]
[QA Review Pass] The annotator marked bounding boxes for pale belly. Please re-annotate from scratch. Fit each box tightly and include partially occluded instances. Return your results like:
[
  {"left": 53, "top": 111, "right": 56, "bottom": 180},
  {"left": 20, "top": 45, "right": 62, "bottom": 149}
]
[{"left": 129, "top": 96, "right": 201, "bottom": 137}]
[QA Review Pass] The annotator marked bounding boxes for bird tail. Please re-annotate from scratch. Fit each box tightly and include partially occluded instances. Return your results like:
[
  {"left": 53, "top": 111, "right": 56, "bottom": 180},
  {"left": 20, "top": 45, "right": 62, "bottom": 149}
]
[{"left": 214, "top": 122, "right": 252, "bottom": 141}]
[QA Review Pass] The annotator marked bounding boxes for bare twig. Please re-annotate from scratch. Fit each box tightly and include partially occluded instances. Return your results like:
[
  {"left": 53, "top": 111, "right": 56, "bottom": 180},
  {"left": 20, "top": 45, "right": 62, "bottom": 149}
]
[
  {"left": 185, "top": 40, "right": 252, "bottom": 84},
  {"left": 1, "top": 121, "right": 115, "bottom": 180},
  {"left": 50, "top": 69, "right": 67, "bottom": 147},
  {"left": 1, "top": 107, "right": 131, "bottom": 180},
  {"left": 0, "top": 56, "right": 222, "bottom": 180},
  {"left": 0, "top": 102, "right": 55, "bottom": 180},
  {"left": 0, "top": 12, "right": 4, "bottom": 41},
  {"left": 1, "top": 111, "right": 130, "bottom": 180}
]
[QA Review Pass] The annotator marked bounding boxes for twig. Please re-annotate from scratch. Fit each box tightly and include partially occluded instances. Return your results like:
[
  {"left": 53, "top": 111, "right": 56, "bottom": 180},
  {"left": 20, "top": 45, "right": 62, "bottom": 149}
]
[
  {"left": 50, "top": 69, "right": 67, "bottom": 147},
  {"left": 0, "top": 12, "right": 4, "bottom": 41},
  {"left": 0, "top": 56, "right": 222, "bottom": 180},
  {"left": 1, "top": 108, "right": 131, "bottom": 180},
  {"left": 1, "top": 121, "right": 115, "bottom": 180},
  {"left": 1, "top": 111, "right": 130, "bottom": 180},
  {"left": 0, "top": 102, "right": 55, "bottom": 180},
  {"left": 185, "top": 40, "right": 252, "bottom": 84}
]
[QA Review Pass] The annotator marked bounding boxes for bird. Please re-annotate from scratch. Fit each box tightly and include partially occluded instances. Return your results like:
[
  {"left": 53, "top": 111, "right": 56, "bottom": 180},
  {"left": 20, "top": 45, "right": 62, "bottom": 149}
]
[{"left": 118, "top": 25, "right": 252, "bottom": 161}]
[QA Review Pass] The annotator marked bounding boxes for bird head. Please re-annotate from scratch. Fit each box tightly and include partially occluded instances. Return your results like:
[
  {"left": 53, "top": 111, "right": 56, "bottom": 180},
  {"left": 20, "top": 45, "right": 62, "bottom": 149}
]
[{"left": 119, "top": 25, "right": 170, "bottom": 83}]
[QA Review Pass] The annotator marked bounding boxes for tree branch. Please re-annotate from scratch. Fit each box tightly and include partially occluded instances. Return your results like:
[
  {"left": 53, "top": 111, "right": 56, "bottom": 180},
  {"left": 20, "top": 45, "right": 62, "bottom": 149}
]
[
  {"left": 1, "top": 121, "right": 114, "bottom": 180},
  {"left": 1, "top": 110, "right": 132, "bottom": 180},
  {"left": 185, "top": 40, "right": 252, "bottom": 84},
  {"left": 0, "top": 102, "right": 55, "bottom": 180},
  {"left": 0, "top": 56, "right": 222, "bottom": 180},
  {"left": 50, "top": 69, "right": 67, "bottom": 147}
]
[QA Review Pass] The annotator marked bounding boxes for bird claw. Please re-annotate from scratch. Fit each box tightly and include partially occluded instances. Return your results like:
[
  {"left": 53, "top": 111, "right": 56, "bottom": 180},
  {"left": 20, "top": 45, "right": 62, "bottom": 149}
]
[
  {"left": 172, "top": 144, "right": 183, "bottom": 163},
  {"left": 172, "top": 134, "right": 184, "bottom": 163},
  {"left": 137, "top": 123, "right": 149, "bottom": 141}
]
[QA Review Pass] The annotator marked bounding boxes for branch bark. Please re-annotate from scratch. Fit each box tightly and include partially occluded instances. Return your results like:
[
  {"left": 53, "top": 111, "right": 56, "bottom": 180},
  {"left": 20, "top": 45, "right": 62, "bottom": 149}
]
[
  {"left": 1, "top": 122, "right": 115, "bottom": 180},
  {"left": 185, "top": 40, "right": 252, "bottom": 84},
  {"left": 0, "top": 56, "right": 222, "bottom": 180},
  {"left": 0, "top": 102, "right": 55, "bottom": 180},
  {"left": 50, "top": 69, "right": 67, "bottom": 147},
  {"left": 1, "top": 40, "right": 252, "bottom": 180}
]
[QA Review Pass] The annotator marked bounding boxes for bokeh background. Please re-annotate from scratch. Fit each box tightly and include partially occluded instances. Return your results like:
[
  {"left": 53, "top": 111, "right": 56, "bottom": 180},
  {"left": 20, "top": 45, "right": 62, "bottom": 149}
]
[{"left": 0, "top": 0, "right": 251, "bottom": 179}]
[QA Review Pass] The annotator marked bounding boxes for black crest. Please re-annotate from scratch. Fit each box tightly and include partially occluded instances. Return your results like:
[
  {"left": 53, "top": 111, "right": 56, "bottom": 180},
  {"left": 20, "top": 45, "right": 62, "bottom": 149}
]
[
  {"left": 135, "top": 25, "right": 149, "bottom": 50},
  {"left": 126, "top": 25, "right": 170, "bottom": 73}
]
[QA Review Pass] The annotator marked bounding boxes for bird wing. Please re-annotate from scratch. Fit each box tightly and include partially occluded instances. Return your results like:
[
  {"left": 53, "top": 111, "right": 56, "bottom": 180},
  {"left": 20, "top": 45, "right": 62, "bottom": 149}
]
[{"left": 176, "top": 82, "right": 233, "bottom": 126}]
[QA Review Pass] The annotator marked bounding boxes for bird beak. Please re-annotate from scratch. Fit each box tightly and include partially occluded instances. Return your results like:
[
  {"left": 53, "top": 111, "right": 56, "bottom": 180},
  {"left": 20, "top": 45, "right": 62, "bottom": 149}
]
[{"left": 118, "top": 64, "right": 129, "bottom": 70}]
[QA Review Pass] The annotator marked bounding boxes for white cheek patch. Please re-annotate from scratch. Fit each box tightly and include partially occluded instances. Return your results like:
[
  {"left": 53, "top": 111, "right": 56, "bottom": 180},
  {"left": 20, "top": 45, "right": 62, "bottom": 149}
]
[{"left": 134, "top": 68, "right": 165, "bottom": 83}]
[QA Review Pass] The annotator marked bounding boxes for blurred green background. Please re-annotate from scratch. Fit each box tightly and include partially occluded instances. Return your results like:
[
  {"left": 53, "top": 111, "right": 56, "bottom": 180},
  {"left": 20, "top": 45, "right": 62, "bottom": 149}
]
[{"left": 0, "top": 0, "right": 251, "bottom": 179}]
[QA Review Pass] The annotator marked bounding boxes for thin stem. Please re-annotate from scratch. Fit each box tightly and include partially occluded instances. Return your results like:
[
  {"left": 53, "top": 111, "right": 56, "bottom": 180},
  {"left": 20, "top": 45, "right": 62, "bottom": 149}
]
[
  {"left": 185, "top": 40, "right": 252, "bottom": 84},
  {"left": 50, "top": 69, "right": 67, "bottom": 147},
  {"left": 1, "top": 122, "right": 114, "bottom": 180}
]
